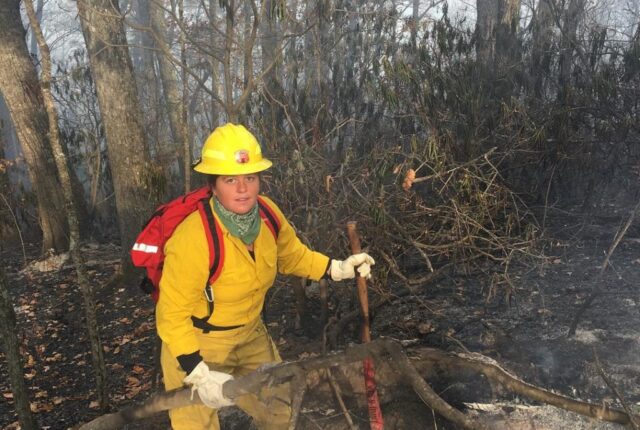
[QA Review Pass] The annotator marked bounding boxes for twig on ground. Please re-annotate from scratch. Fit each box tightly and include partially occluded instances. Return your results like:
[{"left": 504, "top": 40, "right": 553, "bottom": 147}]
[
  {"left": 288, "top": 367, "right": 307, "bottom": 430},
  {"left": 322, "top": 318, "right": 358, "bottom": 429},
  {"left": 592, "top": 348, "right": 640, "bottom": 430},
  {"left": 325, "top": 368, "right": 358, "bottom": 430},
  {"left": 568, "top": 201, "right": 640, "bottom": 336}
]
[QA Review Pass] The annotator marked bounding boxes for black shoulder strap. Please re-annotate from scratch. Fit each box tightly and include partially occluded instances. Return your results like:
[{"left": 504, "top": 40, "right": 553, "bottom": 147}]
[
  {"left": 190, "top": 198, "right": 226, "bottom": 333},
  {"left": 257, "top": 198, "right": 281, "bottom": 238},
  {"left": 202, "top": 198, "right": 223, "bottom": 287}
]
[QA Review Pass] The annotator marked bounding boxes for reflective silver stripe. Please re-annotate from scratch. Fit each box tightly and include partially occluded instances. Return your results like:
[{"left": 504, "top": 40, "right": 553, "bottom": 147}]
[{"left": 132, "top": 243, "right": 159, "bottom": 253}]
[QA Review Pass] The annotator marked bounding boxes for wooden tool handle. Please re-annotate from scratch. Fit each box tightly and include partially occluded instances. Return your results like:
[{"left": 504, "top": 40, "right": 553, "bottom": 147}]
[
  {"left": 346, "top": 222, "right": 384, "bottom": 430},
  {"left": 346, "top": 221, "right": 371, "bottom": 343}
]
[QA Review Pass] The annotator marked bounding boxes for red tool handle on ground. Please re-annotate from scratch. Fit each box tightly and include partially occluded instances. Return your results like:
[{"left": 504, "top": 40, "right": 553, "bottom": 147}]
[{"left": 346, "top": 221, "right": 384, "bottom": 430}]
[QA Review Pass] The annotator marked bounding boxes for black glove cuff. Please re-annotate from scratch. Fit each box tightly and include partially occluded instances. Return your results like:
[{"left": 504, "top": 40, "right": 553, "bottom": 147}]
[
  {"left": 321, "top": 259, "right": 332, "bottom": 280},
  {"left": 177, "top": 351, "right": 203, "bottom": 374}
]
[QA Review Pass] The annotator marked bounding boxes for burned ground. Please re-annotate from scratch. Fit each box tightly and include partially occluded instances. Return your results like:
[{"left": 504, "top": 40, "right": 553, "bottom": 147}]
[{"left": 1, "top": 205, "right": 640, "bottom": 429}]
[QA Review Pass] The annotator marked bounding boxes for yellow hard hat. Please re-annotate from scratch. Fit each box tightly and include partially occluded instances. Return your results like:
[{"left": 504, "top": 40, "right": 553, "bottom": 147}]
[{"left": 193, "top": 123, "right": 273, "bottom": 175}]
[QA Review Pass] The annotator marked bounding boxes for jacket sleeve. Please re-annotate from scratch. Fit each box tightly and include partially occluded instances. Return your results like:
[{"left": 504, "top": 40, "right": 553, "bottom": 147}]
[
  {"left": 262, "top": 196, "right": 330, "bottom": 281},
  {"left": 156, "top": 213, "right": 209, "bottom": 360}
]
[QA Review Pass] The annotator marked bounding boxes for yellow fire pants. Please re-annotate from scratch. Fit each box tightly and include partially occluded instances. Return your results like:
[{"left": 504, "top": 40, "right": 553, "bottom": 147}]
[{"left": 161, "top": 318, "right": 291, "bottom": 430}]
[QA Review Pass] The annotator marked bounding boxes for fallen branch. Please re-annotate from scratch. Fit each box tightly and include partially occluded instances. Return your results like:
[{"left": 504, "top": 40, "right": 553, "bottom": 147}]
[
  {"left": 77, "top": 339, "right": 640, "bottom": 430},
  {"left": 417, "top": 347, "right": 639, "bottom": 426},
  {"left": 77, "top": 339, "right": 485, "bottom": 430}
]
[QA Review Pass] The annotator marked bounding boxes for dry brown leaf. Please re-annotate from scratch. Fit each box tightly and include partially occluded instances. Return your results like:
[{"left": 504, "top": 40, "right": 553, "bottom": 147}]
[
  {"left": 45, "top": 353, "right": 62, "bottom": 362},
  {"left": 402, "top": 168, "right": 416, "bottom": 191},
  {"left": 133, "top": 308, "right": 153, "bottom": 318},
  {"left": 125, "top": 386, "right": 142, "bottom": 399},
  {"left": 133, "top": 322, "right": 154, "bottom": 336},
  {"left": 30, "top": 402, "right": 53, "bottom": 412},
  {"left": 418, "top": 322, "right": 434, "bottom": 334},
  {"left": 126, "top": 376, "right": 141, "bottom": 386}
]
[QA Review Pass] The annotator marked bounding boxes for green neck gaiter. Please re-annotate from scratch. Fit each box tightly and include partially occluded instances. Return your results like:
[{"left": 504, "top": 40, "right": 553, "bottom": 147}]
[{"left": 212, "top": 197, "right": 261, "bottom": 245}]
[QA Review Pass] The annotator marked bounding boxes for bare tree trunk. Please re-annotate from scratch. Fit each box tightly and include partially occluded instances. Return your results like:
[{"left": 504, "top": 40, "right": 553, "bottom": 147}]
[
  {"left": 558, "top": 0, "right": 586, "bottom": 103},
  {"left": 208, "top": 0, "right": 220, "bottom": 128},
  {"left": 130, "top": 0, "right": 156, "bottom": 94},
  {"left": 283, "top": 0, "right": 300, "bottom": 130},
  {"left": 476, "top": 0, "right": 520, "bottom": 71},
  {"left": 411, "top": 0, "right": 419, "bottom": 50},
  {"left": 531, "top": 0, "right": 554, "bottom": 98},
  {"left": 494, "top": 0, "right": 520, "bottom": 70},
  {"left": 0, "top": 266, "right": 37, "bottom": 430},
  {"left": 343, "top": 0, "right": 359, "bottom": 148},
  {"left": 475, "top": 0, "right": 499, "bottom": 68},
  {"left": 259, "top": 0, "right": 284, "bottom": 132},
  {"left": 305, "top": 0, "right": 321, "bottom": 103},
  {"left": 0, "top": 97, "right": 30, "bottom": 248},
  {"left": 178, "top": 0, "right": 191, "bottom": 191},
  {"left": 27, "top": 0, "right": 43, "bottom": 55},
  {"left": 223, "top": 0, "right": 237, "bottom": 121},
  {"left": 24, "top": 0, "right": 109, "bottom": 409},
  {"left": 131, "top": 0, "right": 161, "bottom": 157},
  {"left": 243, "top": 0, "right": 252, "bottom": 91},
  {"left": 149, "top": 0, "right": 186, "bottom": 189},
  {"left": 623, "top": 21, "right": 640, "bottom": 116},
  {"left": 149, "top": 0, "right": 180, "bottom": 143},
  {"left": 0, "top": 0, "right": 70, "bottom": 253},
  {"left": 77, "top": 0, "right": 156, "bottom": 268},
  {"left": 556, "top": 0, "right": 586, "bottom": 204}
]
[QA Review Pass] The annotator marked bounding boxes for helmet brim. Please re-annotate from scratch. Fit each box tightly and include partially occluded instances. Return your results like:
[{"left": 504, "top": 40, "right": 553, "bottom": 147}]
[{"left": 192, "top": 158, "right": 273, "bottom": 175}]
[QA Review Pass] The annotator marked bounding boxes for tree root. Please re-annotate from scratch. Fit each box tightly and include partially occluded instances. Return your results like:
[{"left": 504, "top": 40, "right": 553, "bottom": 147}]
[{"left": 77, "top": 338, "right": 639, "bottom": 430}]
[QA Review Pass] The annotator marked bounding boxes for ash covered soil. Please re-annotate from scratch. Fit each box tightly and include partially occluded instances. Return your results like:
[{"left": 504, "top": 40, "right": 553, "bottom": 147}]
[{"left": 1, "top": 206, "right": 640, "bottom": 429}]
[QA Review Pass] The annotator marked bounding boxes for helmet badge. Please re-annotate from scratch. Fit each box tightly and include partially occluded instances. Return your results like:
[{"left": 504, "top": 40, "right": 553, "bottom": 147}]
[{"left": 235, "top": 150, "right": 250, "bottom": 164}]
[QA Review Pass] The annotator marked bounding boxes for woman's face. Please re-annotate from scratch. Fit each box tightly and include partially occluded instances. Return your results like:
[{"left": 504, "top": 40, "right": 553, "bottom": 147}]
[{"left": 212, "top": 174, "right": 260, "bottom": 214}]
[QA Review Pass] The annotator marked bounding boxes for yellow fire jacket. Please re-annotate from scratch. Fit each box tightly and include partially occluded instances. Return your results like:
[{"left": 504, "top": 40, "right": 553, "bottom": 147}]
[{"left": 156, "top": 196, "right": 330, "bottom": 359}]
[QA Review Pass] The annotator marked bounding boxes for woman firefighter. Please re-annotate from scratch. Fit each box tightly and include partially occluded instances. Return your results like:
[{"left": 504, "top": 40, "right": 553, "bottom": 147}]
[{"left": 157, "top": 123, "right": 375, "bottom": 429}]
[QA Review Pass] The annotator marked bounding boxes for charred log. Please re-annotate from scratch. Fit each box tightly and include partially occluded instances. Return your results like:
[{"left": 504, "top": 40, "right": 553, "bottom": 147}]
[{"left": 77, "top": 338, "right": 638, "bottom": 430}]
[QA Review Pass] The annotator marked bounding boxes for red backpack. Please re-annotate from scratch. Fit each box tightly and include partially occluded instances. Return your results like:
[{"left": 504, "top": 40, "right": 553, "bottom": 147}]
[{"left": 130, "top": 187, "right": 281, "bottom": 327}]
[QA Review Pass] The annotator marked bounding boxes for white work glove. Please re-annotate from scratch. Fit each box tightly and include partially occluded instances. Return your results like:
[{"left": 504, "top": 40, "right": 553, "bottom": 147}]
[
  {"left": 329, "top": 253, "right": 375, "bottom": 281},
  {"left": 183, "top": 361, "right": 234, "bottom": 409}
]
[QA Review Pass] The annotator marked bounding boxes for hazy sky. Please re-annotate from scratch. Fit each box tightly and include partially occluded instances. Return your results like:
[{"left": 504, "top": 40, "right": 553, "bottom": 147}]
[{"left": 28, "top": 0, "right": 640, "bottom": 65}]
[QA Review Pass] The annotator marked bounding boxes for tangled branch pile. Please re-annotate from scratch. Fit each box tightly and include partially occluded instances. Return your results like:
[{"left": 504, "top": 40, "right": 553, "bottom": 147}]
[{"left": 264, "top": 128, "right": 540, "bottom": 300}]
